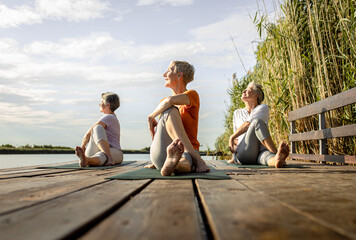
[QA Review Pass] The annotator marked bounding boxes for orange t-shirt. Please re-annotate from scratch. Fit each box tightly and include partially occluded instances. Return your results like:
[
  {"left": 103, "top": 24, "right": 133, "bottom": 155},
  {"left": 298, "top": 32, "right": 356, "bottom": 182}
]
[{"left": 179, "top": 90, "right": 200, "bottom": 151}]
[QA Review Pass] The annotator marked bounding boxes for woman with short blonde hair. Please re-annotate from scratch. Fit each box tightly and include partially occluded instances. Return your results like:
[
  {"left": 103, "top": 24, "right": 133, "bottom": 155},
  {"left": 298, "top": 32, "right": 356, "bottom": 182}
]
[{"left": 145, "top": 60, "right": 210, "bottom": 176}]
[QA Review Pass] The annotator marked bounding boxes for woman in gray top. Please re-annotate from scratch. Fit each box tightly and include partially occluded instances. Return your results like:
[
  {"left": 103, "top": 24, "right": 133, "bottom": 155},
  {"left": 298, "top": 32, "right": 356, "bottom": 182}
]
[{"left": 75, "top": 92, "right": 123, "bottom": 167}]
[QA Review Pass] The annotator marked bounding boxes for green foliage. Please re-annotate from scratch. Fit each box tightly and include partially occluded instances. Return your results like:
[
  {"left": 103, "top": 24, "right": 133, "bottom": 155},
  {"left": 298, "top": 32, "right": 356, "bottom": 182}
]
[
  {"left": 216, "top": 0, "right": 356, "bottom": 156},
  {"left": 141, "top": 146, "right": 150, "bottom": 152},
  {"left": 17, "top": 144, "right": 73, "bottom": 149},
  {"left": 214, "top": 73, "right": 251, "bottom": 154},
  {"left": 1, "top": 144, "right": 15, "bottom": 148}
]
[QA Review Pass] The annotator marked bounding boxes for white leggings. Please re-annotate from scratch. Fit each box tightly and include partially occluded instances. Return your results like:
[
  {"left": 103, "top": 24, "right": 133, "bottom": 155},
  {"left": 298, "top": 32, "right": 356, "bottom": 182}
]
[{"left": 85, "top": 125, "right": 123, "bottom": 165}]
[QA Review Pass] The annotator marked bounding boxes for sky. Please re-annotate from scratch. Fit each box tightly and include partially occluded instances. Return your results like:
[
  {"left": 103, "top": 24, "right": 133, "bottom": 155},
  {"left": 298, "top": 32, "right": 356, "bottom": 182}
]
[{"left": 0, "top": 0, "right": 276, "bottom": 150}]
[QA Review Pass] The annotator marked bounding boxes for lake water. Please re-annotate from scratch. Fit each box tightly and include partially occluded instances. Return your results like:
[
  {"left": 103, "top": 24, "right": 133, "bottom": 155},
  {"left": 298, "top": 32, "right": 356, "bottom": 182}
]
[{"left": 0, "top": 154, "right": 214, "bottom": 169}]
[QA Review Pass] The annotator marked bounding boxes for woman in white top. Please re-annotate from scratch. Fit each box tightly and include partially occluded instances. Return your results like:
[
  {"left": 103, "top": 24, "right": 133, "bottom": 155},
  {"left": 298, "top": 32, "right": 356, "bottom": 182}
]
[
  {"left": 228, "top": 82, "right": 289, "bottom": 168},
  {"left": 75, "top": 92, "right": 123, "bottom": 167}
]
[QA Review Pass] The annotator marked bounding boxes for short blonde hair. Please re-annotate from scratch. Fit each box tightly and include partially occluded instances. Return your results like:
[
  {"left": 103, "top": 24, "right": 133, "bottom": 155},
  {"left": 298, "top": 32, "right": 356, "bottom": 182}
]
[
  {"left": 101, "top": 92, "right": 120, "bottom": 112},
  {"left": 171, "top": 61, "right": 195, "bottom": 85},
  {"left": 248, "top": 82, "right": 265, "bottom": 104}
]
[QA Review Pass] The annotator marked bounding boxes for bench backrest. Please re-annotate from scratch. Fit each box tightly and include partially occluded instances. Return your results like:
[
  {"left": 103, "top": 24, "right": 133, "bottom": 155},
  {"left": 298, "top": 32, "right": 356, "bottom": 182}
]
[{"left": 288, "top": 87, "right": 356, "bottom": 164}]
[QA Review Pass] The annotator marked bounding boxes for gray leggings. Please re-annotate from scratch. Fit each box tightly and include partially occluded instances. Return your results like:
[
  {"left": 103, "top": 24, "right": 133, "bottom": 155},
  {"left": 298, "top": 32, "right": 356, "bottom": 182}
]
[
  {"left": 150, "top": 107, "right": 193, "bottom": 170},
  {"left": 234, "top": 118, "right": 275, "bottom": 165}
]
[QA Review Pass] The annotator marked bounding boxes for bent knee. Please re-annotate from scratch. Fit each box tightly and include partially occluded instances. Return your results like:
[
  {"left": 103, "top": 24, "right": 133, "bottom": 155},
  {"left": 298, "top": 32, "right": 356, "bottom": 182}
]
[
  {"left": 166, "top": 106, "right": 180, "bottom": 117},
  {"left": 250, "top": 118, "right": 266, "bottom": 127},
  {"left": 92, "top": 124, "right": 105, "bottom": 132},
  {"left": 161, "top": 106, "right": 179, "bottom": 121}
]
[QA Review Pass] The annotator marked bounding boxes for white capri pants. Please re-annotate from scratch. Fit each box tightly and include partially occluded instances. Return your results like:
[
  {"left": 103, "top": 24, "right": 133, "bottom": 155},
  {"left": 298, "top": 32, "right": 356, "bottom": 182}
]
[{"left": 85, "top": 125, "right": 123, "bottom": 165}]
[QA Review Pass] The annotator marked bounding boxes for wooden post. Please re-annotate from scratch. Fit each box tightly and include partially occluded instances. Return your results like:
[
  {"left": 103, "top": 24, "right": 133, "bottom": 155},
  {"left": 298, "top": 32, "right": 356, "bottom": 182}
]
[
  {"left": 290, "top": 121, "right": 296, "bottom": 154},
  {"left": 319, "top": 112, "right": 327, "bottom": 155}
]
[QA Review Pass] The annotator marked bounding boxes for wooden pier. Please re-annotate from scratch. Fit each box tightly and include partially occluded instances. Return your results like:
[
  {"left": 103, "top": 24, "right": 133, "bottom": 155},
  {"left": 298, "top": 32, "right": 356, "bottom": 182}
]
[{"left": 0, "top": 159, "right": 355, "bottom": 240}]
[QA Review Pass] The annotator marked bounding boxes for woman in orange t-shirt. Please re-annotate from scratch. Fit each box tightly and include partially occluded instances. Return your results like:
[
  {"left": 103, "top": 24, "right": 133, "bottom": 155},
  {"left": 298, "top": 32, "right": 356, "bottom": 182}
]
[{"left": 146, "top": 61, "right": 210, "bottom": 176}]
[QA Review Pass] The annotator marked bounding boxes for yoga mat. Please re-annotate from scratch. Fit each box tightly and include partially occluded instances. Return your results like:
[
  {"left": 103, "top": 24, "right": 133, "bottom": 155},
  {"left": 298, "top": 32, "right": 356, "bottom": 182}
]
[
  {"left": 38, "top": 161, "right": 136, "bottom": 170},
  {"left": 224, "top": 161, "right": 308, "bottom": 169},
  {"left": 106, "top": 167, "right": 230, "bottom": 180},
  {"left": 224, "top": 162, "right": 271, "bottom": 168}
]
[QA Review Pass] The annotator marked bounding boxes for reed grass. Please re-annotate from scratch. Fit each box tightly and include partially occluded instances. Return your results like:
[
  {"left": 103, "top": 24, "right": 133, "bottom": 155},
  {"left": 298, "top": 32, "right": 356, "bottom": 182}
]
[{"left": 215, "top": 0, "right": 355, "bottom": 157}]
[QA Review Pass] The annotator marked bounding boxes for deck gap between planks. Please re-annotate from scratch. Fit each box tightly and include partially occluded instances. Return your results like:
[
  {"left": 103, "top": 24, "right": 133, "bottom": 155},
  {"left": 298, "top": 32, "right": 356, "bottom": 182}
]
[
  {"left": 62, "top": 179, "right": 154, "bottom": 240},
  {"left": 238, "top": 180, "right": 356, "bottom": 240},
  {"left": 192, "top": 179, "right": 214, "bottom": 240}
]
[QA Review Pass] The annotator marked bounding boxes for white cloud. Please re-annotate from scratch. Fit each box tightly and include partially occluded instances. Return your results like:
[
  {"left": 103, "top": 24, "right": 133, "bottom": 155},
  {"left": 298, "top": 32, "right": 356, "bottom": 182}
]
[
  {"left": 190, "top": 10, "right": 258, "bottom": 44},
  {"left": 188, "top": 10, "right": 259, "bottom": 70},
  {"left": 137, "top": 0, "right": 194, "bottom": 6},
  {"left": 112, "top": 8, "right": 131, "bottom": 22},
  {"left": 23, "top": 33, "right": 119, "bottom": 59},
  {"left": 35, "top": 0, "right": 109, "bottom": 21},
  {"left": 0, "top": 4, "right": 42, "bottom": 29},
  {"left": 0, "top": 0, "right": 110, "bottom": 28},
  {"left": 19, "top": 31, "right": 235, "bottom": 68},
  {"left": 0, "top": 102, "right": 74, "bottom": 126},
  {"left": 0, "top": 85, "right": 57, "bottom": 104}
]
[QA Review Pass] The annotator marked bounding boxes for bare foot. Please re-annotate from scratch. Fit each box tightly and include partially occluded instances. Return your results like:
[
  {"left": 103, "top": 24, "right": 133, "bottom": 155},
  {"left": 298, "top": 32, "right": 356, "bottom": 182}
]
[
  {"left": 227, "top": 159, "right": 235, "bottom": 164},
  {"left": 275, "top": 142, "right": 289, "bottom": 168},
  {"left": 144, "top": 163, "right": 156, "bottom": 169},
  {"left": 75, "top": 146, "right": 88, "bottom": 167},
  {"left": 161, "top": 139, "right": 184, "bottom": 176},
  {"left": 195, "top": 158, "right": 210, "bottom": 173},
  {"left": 105, "top": 158, "right": 115, "bottom": 166}
]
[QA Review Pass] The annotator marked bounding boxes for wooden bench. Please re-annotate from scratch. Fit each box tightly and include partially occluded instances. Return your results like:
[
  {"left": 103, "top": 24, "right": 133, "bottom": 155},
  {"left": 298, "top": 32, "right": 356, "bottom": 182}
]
[{"left": 288, "top": 87, "right": 356, "bottom": 164}]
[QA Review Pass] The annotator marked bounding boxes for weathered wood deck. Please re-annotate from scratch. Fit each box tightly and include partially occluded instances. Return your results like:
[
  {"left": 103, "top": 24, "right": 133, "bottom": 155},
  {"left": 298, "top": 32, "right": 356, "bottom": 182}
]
[{"left": 0, "top": 159, "right": 355, "bottom": 240}]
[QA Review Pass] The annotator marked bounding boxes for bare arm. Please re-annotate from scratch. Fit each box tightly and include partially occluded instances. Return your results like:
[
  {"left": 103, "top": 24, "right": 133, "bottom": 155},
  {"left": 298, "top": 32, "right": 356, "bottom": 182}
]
[
  {"left": 148, "top": 94, "right": 190, "bottom": 139},
  {"left": 229, "top": 121, "right": 251, "bottom": 153}
]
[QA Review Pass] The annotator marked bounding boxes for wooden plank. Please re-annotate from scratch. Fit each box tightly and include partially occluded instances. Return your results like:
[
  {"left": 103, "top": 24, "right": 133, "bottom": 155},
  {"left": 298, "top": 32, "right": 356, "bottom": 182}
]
[
  {"left": 81, "top": 180, "right": 204, "bottom": 240},
  {"left": 0, "top": 160, "right": 146, "bottom": 179},
  {"left": 289, "top": 124, "right": 356, "bottom": 141},
  {"left": 0, "top": 168, "right": 78, "bottom": 179},
  {"left": 235, "top": 171, "right": 356, "bottom": 202},
  {"left": 288, "top": 87, "right": 356, "bottom": 121},
  {"left": 196, "top": 179, "right": 347, "bottom": 239},
  {"left": 290, "top": 153, "right": 356, "bottom": 164},
  {"left": 319, "top": 112, "right": 327, "bottom": 154},
  {"left": 0, "top": 161, "right": 77, "bottom": 172},
  {"left": 235, "top": 173, "right": 356, "bottom": 239},
  {"left": 291, "top": 121, "right": 296, "bottom": 153},
  {"left": 0, "top": 180, "right": 150, "bottom": 240},
  {"left": 0, "top": 161, "right": 79, "bottom": 177},
  {"left": 0, "top": 161, "right": 147, "bottom": 215}
]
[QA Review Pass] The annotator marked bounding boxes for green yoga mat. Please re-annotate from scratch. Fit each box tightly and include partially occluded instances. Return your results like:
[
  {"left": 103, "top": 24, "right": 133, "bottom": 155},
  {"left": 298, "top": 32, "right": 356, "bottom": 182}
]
[
  {"left": 224, "top": 161, "right": 308, "bottom": 169},
  {"left": 38, "top": 161, "right": 136, "bottom": 170},
  {"left": 106, "top": 167, "right": 230, "bottom": 180},
  {"left": 224, "top": 162, "right": 271, "bottom": 168}
]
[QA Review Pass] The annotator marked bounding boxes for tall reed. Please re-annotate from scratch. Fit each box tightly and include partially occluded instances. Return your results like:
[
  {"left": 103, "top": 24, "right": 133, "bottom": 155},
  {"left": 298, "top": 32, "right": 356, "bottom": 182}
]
[{"left": 215, "top": 0, "right": 355, "bottom": 157}]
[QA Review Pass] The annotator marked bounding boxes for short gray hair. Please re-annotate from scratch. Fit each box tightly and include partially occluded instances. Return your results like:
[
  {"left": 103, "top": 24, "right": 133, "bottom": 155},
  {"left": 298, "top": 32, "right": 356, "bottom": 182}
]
[
  {"left": 171, "top": 60, "right": 195, "bottom": 85},
  {"left": 101, "top": 92, "right": 120, "bottom": 112},
  {"left": 248, "top": 82, "right": 264, "bottom": 104}
]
